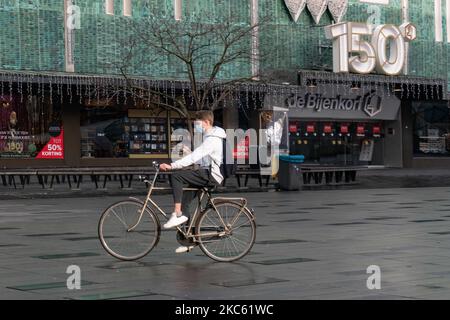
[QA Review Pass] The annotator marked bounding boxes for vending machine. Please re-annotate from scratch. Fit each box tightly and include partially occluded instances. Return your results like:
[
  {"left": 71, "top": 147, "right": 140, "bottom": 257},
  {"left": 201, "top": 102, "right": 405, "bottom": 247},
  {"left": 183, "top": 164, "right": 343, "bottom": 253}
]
[
  {"left": 303, "top": 121, "right": 319, "bottom": 163},
  {"left": 336, "top": 123, "right": 351, "bottom": 165},
  {"left": 368, "top": 123, "right": 384, "bottom": 165},
  {"left": 354, "top": 123, "right": 368, "bottom": 164},
  {"left": 319, "top": 122, "right": 337, "bottom": 164},
  {"left": 289, "top": 120, "right": 302, "bottom": 156}
]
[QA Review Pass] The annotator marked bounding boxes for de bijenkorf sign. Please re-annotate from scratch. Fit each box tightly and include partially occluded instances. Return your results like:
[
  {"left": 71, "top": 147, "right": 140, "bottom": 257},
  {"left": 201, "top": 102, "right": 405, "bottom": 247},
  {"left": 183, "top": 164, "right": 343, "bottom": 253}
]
[{"left": 265, "top": 85, "right": 401, "bottom": 121}]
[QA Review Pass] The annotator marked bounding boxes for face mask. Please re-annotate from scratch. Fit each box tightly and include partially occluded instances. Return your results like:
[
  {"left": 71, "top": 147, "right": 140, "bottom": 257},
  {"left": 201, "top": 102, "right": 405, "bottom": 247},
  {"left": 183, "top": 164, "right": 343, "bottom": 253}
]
[{"left": 194, "top": 122, "right": 204, "bottom": 134}]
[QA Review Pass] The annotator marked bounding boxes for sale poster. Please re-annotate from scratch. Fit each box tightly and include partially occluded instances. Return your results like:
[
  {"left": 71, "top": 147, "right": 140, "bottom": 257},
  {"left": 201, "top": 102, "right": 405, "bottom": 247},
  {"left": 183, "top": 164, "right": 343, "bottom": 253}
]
[
  {"left": 36, "top": 129, "right": 64, "bottom": 159},
  {"left": 233, "top": 136, "right": 249, "bottom": 160},
  {"left": 0, "top": 127, "right": 64, "bottom": 159}
]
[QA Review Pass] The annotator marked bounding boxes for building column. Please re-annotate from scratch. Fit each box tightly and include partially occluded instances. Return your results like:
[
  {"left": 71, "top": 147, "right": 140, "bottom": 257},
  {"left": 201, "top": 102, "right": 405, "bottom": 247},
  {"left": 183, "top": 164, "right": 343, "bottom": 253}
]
[
  {"left": 62, "top": 103, "right": 81, "bottom": 167},
  {"left": 250, "top": 0, "right": 260, "bottom": 79},
  {"left": 64, "top": 0, "right": 75, "bottom": 72},
  {"left": 402, "top": 0, "right": 410, "bottom": 75}
]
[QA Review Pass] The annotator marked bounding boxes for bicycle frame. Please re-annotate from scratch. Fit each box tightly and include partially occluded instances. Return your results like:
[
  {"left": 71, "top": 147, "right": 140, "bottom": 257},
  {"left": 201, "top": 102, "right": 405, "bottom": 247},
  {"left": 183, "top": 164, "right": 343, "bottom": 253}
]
[{"left": 127, "top": 164, "right": 253, "bottom": 242}]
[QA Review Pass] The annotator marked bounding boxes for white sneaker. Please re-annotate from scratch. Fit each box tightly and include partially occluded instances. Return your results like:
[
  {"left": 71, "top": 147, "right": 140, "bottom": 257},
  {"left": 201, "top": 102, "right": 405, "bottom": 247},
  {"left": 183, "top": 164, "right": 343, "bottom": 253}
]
[
  {"left": 163, "top": 213, "right": 188, "bottom": 229},
  {"left": 175, "top": 246, "right": 195, "bottom": 254}
]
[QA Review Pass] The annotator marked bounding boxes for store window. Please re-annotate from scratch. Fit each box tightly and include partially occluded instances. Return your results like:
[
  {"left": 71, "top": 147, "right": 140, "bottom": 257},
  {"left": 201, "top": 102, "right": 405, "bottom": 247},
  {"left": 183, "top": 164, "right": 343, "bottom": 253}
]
[
  {"left": 80, "top": 101, "right": 175, "bottom": 159},
  {"left": 80, "top": 102, "right": 126, "bottom": 158},
  {"left": 0, "top": 95, "right": 63, "bottom": 159},
  {"left": 413, "top": 101, "right": 450, "bottom": 156}
]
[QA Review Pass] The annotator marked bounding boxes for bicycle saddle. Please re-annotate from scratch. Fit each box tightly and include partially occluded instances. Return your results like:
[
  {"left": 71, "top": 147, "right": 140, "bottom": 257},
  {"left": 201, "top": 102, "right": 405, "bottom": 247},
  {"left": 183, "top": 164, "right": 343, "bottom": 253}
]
[{"left": 202, "top": 184, "right": 217, "bottom": 193}]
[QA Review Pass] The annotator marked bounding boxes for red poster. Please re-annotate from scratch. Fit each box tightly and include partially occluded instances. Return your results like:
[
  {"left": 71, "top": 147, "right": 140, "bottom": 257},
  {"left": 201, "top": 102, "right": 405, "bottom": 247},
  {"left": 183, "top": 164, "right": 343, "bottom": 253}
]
[
  {"left": 233, "top": 136, "right": 249, "bottom": 160},
  {"left": 36, "top": 129, "right": 64, "bottom": 159}
]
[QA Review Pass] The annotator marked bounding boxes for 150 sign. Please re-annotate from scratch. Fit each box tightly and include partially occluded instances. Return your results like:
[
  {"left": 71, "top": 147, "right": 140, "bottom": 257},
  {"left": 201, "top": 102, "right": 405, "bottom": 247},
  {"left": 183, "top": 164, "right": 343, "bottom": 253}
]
[{"left": 325, "top": 22, "right": 417, "bottom": 76}]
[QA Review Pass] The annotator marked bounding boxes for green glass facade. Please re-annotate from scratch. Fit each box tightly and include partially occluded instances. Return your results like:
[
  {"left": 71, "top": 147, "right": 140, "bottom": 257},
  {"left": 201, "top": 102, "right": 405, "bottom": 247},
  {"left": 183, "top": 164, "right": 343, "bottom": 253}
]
[
  {"left": 0, "top": 0, "right": 447, "bottom": 82},
  {"left": 0, "top": 0, "right": 65, "bottom": 71}
]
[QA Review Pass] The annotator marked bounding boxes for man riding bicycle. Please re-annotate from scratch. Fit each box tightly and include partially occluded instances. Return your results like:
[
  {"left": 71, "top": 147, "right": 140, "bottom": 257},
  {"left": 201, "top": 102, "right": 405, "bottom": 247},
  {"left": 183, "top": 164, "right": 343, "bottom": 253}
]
[{"left": 159, "top": 110, "right": 226, "bottom": 253}]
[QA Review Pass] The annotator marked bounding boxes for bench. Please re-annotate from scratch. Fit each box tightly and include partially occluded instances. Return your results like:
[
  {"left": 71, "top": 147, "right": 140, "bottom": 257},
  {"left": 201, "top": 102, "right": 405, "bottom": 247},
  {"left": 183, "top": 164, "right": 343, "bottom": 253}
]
[
  {"left": 0, "top": 167, "right": 167, "bottom": 191},
  {"left": 1, "top": 165, "right": 278, "bottom": 191},
  {"left": 300, "top": 165, "right": 369, "bottom": 186},
  {"left": 1, "top": 170, "right": 36, "bottom": 189},
  {"left": 234, "top": 165, "right": 273, "bottom": 188}
]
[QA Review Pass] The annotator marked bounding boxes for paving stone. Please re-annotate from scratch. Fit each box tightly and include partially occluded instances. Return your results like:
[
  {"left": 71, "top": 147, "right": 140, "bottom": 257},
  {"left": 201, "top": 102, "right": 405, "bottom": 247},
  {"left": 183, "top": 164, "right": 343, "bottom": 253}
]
[
  {"left": 32, "top": 252, "right": 101, "bottom": 260},
  {"left": 24, "top": 233, "right": 81, "bottom": 237},
  {"left": 7, "top": 281, "right": 96, "bottom": 291},
  {"left": 267, "top": 211, "right": 311, "bottom": 215},
  {"left": 72, "top": 291, "right": 158, "bottom": 300},
  {"left": 298, "top": 207, "right": 333, "bottom": 210},
  {"left": 397, "top": 202, "right": 424, "bottom": 205},
  {"left": 0, "top": 244, "right": 27, "bottom": 248},
  {"left": 273, "top": 219, "right": 314, "bottom": 223},
  {"left": 96, "top": 262, "right": 171, "bottom": 270},
  {"left": 410, "top": 219, "right": 447, "bottom": 223},
  {"left": 210, "top": 278, "right": 289, "bottom": 288},
  {"left": 327, "top": 222, "right": 370, "bottom": 226},
  {"left": 365, "top": 217, "right": 404, "bottom": 221},
  {"left": 256, "top": 239, "right": 308, "bottom": 245},
  {"left": 250, "top": 258, "right": 318, "bottom": 265},
  {"left": 63, "top": 236, "right": 114, "bottom": 241}
]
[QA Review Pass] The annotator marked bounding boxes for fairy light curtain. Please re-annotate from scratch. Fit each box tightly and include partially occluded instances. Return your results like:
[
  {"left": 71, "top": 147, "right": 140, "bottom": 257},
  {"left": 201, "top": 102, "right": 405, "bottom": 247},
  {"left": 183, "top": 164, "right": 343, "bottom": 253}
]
[{"left": 0, "top": 0, "right": 448, "bottom": 96}]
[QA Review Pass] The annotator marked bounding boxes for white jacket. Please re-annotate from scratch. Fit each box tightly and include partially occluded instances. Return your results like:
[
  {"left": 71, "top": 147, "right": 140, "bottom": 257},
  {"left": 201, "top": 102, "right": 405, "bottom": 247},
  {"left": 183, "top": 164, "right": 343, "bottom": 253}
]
[
  {"left": 171, "top": 127, "right": 227, "bottom": 184},
  {"left": 266, "top": 119, "right": 284, "bottom": 146}
]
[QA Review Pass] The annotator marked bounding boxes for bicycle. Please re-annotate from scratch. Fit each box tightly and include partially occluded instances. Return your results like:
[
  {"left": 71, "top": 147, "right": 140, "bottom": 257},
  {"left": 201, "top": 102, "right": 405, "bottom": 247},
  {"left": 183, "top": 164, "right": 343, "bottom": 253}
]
[{"left": 98, "top": 162, "right": 257, "bottom": 262}]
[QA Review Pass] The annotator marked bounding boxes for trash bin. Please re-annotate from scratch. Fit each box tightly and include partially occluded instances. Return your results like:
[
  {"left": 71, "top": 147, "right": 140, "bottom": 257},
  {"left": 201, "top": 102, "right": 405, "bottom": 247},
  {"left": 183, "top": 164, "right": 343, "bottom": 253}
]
[{"left": 278, "top": 155, "right": 305, "bottom": 191}]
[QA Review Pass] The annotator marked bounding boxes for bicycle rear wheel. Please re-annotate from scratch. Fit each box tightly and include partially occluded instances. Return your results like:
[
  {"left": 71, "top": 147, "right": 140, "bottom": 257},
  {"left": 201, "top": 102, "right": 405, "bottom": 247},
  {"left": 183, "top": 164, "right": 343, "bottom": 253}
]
[
  {"left": 98, "top": 200, "right": 160, "bottom": 261},
  {"left": 196, "top": 202, "right": 256, "bottom": 262}
]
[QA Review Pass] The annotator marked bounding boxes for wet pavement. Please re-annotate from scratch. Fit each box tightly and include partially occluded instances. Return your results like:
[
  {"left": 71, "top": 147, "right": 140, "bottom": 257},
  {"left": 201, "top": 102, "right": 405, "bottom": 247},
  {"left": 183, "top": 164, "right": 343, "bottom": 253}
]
[{"left": 2, "top": 186, "right": 450, "bottom": 300}]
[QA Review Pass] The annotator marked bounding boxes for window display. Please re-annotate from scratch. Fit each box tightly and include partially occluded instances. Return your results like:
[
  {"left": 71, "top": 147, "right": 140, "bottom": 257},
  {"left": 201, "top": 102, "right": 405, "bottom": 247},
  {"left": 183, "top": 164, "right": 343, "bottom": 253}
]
[
  {"left": 80, "top": 103, "right": 128, "bottom": 158},
  {"left": 413, "top": 101, "right": 450, "bottom": 156},
  {"left": 127, "top": 111, "right": 168, "bottom": 159},
  {"left": 0, "top": 95, "right": 63, "bottom": 159},
  {"left": 80, "top": 104, "right": 172, "bottom": 159}
]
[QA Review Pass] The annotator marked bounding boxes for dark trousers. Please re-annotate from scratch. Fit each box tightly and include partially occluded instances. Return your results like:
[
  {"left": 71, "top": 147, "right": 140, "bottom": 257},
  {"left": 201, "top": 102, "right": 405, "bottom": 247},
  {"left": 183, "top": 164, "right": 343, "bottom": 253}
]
[{"left": 170, "top": 169, "right": 217, "bottom": 218}]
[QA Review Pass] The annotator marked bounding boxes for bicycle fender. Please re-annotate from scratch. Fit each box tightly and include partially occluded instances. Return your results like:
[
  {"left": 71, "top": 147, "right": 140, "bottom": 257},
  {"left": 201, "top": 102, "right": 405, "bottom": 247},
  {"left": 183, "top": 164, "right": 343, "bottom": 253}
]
[{"left": 128, "top": 197, "right": 144, "bottom": 204}]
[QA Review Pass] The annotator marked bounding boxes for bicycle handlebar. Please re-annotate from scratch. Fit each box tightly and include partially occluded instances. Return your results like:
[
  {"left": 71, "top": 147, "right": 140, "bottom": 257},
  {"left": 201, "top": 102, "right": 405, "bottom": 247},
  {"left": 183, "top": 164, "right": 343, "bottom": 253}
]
[{"left": 137, "top": 161, "right": 161, "bottom": 185}]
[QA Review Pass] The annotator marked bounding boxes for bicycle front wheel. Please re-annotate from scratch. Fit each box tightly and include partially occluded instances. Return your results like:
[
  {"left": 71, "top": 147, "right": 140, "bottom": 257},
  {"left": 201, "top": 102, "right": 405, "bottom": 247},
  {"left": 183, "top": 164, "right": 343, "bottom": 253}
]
[
  {"left": 98, "top": 200, "right": 161, "bottom": 261},
  {"left": 196, "top": 202, "right": 256, "bottom": 262}
]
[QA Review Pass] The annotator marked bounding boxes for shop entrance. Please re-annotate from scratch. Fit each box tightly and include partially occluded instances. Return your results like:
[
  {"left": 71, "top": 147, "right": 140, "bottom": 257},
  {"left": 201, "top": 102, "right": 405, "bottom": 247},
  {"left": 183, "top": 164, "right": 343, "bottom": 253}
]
[{"left": 288, "top": 120, "right": 384, "bottom": 166}]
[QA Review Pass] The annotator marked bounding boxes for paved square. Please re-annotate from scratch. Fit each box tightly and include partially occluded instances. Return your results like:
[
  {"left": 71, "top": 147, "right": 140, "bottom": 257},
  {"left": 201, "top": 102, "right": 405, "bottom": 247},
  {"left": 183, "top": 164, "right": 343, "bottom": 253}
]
[{"left": 1, "top": 186, "right": 450, "bottom": 300}]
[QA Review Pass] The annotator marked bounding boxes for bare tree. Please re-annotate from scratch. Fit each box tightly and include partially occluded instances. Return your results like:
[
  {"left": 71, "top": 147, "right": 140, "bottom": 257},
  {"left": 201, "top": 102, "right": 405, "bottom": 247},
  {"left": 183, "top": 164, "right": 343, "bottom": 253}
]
[{"left": 111, "top": 11, "right": 274, "bottom": 127}]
